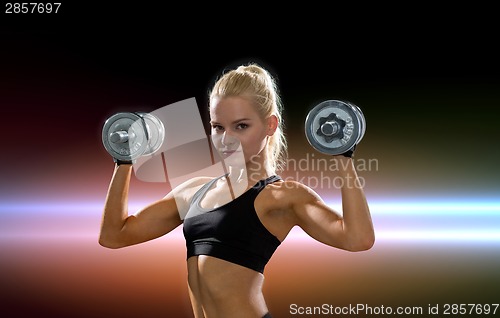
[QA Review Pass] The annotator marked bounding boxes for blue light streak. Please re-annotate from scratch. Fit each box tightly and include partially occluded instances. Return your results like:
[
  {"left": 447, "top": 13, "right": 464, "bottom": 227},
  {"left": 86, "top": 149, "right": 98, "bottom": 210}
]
[{"left": 0, "top": 200, "right": 499, "bottom": 242}]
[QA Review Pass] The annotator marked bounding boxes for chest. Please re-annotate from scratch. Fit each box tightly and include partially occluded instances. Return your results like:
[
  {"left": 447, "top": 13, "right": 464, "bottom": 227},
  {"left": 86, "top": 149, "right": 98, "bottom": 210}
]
[
  {"left": 184, "top": 190, "right": 263, "bottom": 243},
  {"left": 198, "top": 185, "right": 234, "bottom": 210},
  {"left": 198, "top": 180, "right": 252, "bottom": 210}
]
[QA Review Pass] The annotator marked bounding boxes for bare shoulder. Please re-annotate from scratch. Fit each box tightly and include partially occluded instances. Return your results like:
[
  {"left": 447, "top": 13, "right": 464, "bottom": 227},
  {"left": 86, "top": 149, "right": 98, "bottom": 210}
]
[
  {"left": 261, "top": 178, "right": 324, "bottom": 208},
  {"left": 160, "top": 176, "right": 215, "bottom": 220},
  {"left": 256, "top": 178, "right": 327, "bottom": 239},
  {"left": 171, "top": 176, "right": 213, "bottom": 192},
  {"left": 167, "top": 176, "right": 213, "bottom": 200}
]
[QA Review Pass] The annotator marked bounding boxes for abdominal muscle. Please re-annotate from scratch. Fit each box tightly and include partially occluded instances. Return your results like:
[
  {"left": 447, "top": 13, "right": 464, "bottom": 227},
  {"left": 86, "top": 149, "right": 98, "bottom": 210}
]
[{"left": 187, "top": 255, "right": 269, "bottom": 318}]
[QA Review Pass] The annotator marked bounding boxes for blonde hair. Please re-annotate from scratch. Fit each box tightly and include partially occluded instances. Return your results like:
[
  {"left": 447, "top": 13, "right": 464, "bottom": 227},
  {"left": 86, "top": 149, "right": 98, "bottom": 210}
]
[{"left": 209, "top": 63, "right": 288, "bottom": 173}]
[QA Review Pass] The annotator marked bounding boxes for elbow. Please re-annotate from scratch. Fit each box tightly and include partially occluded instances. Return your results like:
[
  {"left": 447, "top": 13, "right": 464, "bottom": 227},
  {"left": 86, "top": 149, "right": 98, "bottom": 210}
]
[
  {"left": 359, "top": 235, "right": 376, "bottom": 251},
  {"left": 346, "top": 233, "right": 375, "bottom": 252},
  {"left": 98, "top": 239, "right": 115, "bottom": 249},
  {"left": 98, "top": 234, "right": 125, "bottom": 249}
]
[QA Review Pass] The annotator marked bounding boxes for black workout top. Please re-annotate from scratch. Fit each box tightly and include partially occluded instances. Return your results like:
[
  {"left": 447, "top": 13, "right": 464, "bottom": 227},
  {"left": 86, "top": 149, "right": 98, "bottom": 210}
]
[{"left": 183, "top": 175, "right": 282, "bottom": 274}]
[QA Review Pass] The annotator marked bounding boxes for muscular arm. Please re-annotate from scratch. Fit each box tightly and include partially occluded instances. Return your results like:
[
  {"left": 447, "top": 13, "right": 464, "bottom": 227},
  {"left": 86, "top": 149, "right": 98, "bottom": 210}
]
[
  {"left": 98, "top": 164, "right": 182, "bottom": 249},
  {"left": 291, "top": 157, "right": 375, "bottom": 251}
]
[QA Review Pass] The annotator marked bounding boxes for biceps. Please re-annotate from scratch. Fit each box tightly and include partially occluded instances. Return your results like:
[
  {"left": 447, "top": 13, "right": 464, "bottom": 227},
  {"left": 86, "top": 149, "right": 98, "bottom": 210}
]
[
  {"left": 123, "top": 199, "right": 182, "bottom": 243},
  {"left": 294, "top": 201, "right": 346, "bottom": 247}
]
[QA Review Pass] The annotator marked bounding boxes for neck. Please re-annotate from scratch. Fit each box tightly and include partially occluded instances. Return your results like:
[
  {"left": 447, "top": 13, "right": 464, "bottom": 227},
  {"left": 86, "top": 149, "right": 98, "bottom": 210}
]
[
  {"left": 224, "top": 163, "right": 274, "bottom": 189},
  {"left": 247, "top": 153, "right": 274, "bottom": 181}
]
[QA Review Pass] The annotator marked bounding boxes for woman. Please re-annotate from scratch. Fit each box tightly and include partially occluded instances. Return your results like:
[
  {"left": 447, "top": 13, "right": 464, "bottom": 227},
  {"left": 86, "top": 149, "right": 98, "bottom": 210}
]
[{"left": 99, "top": 63, "right": 375, "bottom": 318}]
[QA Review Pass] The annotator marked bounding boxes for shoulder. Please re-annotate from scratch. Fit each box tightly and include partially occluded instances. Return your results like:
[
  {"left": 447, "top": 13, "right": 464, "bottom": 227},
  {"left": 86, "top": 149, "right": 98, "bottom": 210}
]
[
  {"left": 165, "top": 176, "right": 214, "bottom": 201},
  {"left": 256, "top": 178, "right": 327, "bottom": 231},
  {"left": 172, "top": 176, "right": 213, "bottom": 192},
  {"left": 262, "top": 178, "right": 323, "bottom": 207},
  {"left": 163, "top": 176, "right": 217, "bottom": 220}
]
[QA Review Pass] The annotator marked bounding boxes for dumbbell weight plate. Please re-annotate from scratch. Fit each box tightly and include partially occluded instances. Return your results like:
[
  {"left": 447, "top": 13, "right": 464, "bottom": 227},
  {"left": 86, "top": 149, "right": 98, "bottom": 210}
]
[
  {"left": 305, "top": 100, "right": 365, "bottom": 155},
  {"left": 347, "top": 101, "right": 366, "bottom": 145},
  {"left": 102, "top": 112, "right": 165, "bottom": 162},
  {"left": 133, "top": 112, "right": 165, "bottom": 157},
  {"left": 102, "top": 112, "right": 147, "bottom": 162}
]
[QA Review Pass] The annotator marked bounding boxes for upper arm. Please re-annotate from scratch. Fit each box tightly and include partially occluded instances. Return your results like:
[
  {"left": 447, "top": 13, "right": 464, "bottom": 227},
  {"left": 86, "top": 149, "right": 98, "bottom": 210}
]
[
  {"left": 119, "top": 194, "right": 183, "bottom": 246},
  {"left": 289, "top": 183, "right": 347, "bottom": 249},
  {"left": 115, "top": 177, "right": 208, "bottom": 247}
]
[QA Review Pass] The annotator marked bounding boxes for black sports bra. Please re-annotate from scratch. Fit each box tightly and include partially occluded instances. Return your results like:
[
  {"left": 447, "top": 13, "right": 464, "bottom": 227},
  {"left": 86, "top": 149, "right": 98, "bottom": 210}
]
[{"left": 183, "top": 175, "right": 282, "bottom": 273}]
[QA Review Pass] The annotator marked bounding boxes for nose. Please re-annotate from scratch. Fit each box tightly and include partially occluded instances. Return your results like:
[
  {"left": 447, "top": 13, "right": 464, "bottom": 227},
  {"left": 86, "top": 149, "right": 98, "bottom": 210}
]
[{"left": 221, "top": 131, "right": 237, "bottom": 147}]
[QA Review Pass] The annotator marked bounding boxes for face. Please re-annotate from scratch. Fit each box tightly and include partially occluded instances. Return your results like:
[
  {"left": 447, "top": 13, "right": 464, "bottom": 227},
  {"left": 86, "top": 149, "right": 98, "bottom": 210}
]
[{"left": 210, "top": 96, "right": 276, "bottom": 169}]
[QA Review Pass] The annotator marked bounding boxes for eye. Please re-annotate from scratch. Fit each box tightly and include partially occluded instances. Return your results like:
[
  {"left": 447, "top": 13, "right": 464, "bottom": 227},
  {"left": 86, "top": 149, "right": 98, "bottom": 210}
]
[
  {"left": 212, "top": 124, "right": 224, "bottom": 133},
  {"left": 236, "top": 123, "right": 249, "bottom": 130}
]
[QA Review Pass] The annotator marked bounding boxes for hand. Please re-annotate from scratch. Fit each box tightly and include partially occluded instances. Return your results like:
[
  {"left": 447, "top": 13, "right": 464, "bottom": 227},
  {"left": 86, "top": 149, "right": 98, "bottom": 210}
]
[
  {"left": 339, "top": 144, "right": 356, "bottom": 158},
  {"left": 113, "top": 158, "right": 133, "bottom": 166}
]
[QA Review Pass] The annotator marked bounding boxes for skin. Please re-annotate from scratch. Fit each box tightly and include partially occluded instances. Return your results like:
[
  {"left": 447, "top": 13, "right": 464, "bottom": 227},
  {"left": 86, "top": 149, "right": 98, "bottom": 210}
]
[{"left": 99, "top": 96, "right": 375, "bottom": 318}]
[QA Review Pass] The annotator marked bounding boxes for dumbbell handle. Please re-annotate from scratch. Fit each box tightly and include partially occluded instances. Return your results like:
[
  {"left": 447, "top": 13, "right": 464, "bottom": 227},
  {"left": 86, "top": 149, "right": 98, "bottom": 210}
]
[
  {"left": 109, "top": 131, "right": 136, "bottom": 144},
  {"left": 320, "top": 121, "right": 340, "bottom": 136}
]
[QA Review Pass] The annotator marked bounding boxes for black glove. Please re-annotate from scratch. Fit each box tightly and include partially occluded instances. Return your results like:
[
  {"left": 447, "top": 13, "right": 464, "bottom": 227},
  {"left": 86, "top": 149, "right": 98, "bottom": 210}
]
[
  {"left": 113, "top": 158, "right": 133, "bottom": 166},
  {"left": 340, "top": 144, "right": 356, "bottom": 158}
]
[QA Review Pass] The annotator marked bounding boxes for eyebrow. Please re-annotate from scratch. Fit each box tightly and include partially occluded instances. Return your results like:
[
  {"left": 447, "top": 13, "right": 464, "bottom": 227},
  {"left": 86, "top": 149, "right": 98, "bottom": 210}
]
[{"left": 210, "top": 118, "right": 252, "bottom": 125}]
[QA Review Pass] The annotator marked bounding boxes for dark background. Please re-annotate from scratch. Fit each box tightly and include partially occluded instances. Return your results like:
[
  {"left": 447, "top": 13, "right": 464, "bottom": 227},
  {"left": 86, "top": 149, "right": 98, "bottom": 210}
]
[
  {"left": 2, "top": 3, "right": 499, "bottom": 199},
  {"left": 1, "top": 3, "right": 499, "bottom": 317}
]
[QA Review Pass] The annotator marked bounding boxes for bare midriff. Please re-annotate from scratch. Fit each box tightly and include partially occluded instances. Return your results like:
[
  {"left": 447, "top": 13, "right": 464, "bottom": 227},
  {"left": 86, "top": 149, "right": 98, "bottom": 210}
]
[{"left": 187, "top": 255, "right": 269, "bottom": 318}]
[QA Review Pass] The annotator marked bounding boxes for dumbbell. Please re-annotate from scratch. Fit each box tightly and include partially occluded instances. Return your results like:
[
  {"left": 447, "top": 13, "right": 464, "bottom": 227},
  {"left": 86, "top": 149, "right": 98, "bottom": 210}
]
[
  {"left": 102, "top": 112, "right": 165, "bottom": 163},
  {"left": 305, "top": 100, "right": 366, "bottom": 155}
]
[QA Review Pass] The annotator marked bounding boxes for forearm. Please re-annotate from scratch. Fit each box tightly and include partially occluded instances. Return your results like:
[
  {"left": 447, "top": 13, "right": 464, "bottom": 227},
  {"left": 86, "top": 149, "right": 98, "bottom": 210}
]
[
  {"left": 336, "top": 157, "right": 375, "bottom": 250},
  {"left": 99, "top": 164, "right": 133, "bottom": 247}
]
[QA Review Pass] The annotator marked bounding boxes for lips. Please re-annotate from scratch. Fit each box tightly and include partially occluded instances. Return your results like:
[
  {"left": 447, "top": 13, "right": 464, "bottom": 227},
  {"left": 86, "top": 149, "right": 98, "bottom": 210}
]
[{"left": 220, "top": 149, "right": 239, "bottom": 156}]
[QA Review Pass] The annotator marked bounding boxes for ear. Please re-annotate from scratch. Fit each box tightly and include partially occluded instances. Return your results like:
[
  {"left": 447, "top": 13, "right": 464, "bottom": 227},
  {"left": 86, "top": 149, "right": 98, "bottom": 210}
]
[{"left": 266, "top": 115, "right": 279, "bottom": 136}]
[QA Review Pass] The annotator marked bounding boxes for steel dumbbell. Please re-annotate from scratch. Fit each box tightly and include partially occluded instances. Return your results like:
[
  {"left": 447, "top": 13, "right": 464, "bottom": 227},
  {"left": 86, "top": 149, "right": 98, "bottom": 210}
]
[
  {"left": 305, "top": 100, "right": 366, "bottom": 155},
  {"left": 102, "top": 112, "right": 165, "bottom": 163}
]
